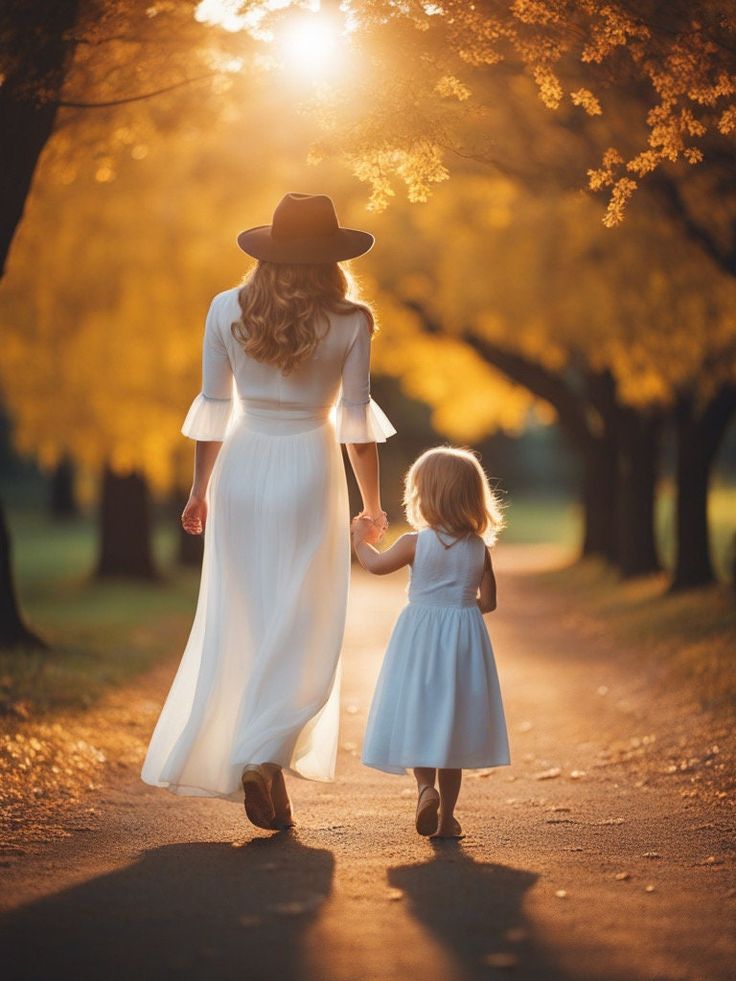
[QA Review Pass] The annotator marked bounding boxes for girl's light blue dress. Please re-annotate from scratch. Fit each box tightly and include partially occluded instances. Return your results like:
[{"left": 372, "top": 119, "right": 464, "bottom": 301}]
[{"left": 362, "top": 527, "right": 511, "bottom": 774}]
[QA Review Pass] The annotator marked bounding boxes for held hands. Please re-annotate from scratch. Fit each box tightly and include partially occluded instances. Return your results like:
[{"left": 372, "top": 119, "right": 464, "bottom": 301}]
[
  {"left": 351, "top": 510, "right": 389, "bottom": 548},
  {"left": 181, "top": 493, "right": 207, "bottom": 535}
]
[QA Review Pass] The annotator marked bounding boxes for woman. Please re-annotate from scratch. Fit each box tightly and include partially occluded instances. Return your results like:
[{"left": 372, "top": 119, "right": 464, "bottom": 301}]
[{"left": 141, "top": 193, "right": 395, "bottom": 831}]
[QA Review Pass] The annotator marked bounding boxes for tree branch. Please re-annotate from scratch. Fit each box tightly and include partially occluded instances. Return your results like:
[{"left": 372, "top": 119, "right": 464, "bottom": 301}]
[
  {"left": 56, "top": 73, "right": 218, "bottom": 109},
  {"left": 400, "top": 296, "right": 597, "bottom": 450},
  {"left": 651, "top": 174, "right": 736, "bottom": 277}
]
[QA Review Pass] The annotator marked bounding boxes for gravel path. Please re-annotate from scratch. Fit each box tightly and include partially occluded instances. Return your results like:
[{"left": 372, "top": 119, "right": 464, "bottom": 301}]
[{"left": 1, "top": 546, "right": 734, "bottom": 981}]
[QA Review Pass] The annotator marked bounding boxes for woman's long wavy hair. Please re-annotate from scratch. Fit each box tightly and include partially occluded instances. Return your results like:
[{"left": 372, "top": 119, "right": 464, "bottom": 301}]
[{"left": 231, "top": 260, "right": 375, "bottom": 374}]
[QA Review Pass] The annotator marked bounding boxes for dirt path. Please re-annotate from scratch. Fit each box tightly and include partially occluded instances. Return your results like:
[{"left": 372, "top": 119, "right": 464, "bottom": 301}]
[{"left": 1, "top": 546, "right": 734, "bottom": 981}]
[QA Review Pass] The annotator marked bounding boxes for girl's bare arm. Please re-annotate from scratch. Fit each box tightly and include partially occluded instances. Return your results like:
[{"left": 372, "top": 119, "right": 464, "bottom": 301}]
[
  {"left": 353, "top": 530, "right": 417, "bottom": 575},
  {"left": 478, "top": 547, "right": 497, "bottom": 613}
]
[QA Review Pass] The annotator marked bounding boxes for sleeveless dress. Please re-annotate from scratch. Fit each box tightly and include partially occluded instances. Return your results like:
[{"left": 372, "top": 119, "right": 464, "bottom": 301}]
[
  {"left": 361, "top": 528, "right": 510, "bottom": 773},
  {"left": 141, "top": 287, "right": 395, "bottom": 799}
]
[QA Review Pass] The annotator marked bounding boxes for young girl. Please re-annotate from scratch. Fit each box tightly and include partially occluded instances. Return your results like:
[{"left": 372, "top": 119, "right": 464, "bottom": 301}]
[{"left": 351, "top": 446, "right": 510, "bottom": 838}]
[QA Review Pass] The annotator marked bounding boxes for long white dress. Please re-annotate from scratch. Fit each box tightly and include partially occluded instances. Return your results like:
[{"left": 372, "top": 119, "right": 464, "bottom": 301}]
[
  {"left": 141, "top": 287, "right": 395, "bottom": 800},
  {"left": 361, "top": 528, "right": 510, "bottom": 774}
]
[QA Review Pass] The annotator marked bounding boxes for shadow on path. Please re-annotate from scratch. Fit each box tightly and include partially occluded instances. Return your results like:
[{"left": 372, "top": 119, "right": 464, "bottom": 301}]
[
  {"left": 2, "top": 835, "right": 333, "bottom": 981},
  {"left": 389, "top": 842, "right": 565, "bottom": 980}
]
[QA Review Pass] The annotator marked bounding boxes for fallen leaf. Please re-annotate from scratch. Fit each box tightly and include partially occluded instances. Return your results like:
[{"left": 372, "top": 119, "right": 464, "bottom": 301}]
[
  {"left": 534, "top": 767, "right": 561, "bottom": 781},
  {"left": 483, "top": 952, "right": 518, "bottom": 969},
  {"left": 239, "top": 914, "right": 262, "bottom": 927},
  {"left": 270, "top": 894, "right": 325, "bottom": 916}
]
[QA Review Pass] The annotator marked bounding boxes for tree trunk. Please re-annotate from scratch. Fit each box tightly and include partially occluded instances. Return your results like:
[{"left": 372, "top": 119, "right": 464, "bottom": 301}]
[
  {"left": 0, "top": 4, "right": 80, "bottom": 648},
  {"left": 0, "top": 1, "right": 81, "bottom": 278},
  {"left": 0, "top": 499, "right": 46, "bottom": 649},
  {"left": 671, "top": 386, "right": 736, "bottom": 590},
  {"left": 673, "top": 422, "right": 713, "bottom": 589},
  {"left": 49, "top": 455, "right": 79, "bottom": 518},
  {"left": 615, "top": 409, "right": 662, "bottom": 577},
  {"left": 96, "top": 466, "right": 159, "bottom": 580},
  {"left": 580, "top": 431, "right": 618, "bottom": 561}
]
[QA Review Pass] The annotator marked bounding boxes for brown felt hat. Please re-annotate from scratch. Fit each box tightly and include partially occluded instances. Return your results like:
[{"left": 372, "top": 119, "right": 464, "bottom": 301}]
[{"left": 237, "top": 192, "right": 375, "bottom": 264}]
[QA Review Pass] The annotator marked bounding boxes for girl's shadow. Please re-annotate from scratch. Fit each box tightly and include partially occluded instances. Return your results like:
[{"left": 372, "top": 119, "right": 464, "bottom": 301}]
[
  {"left": 389, "top": 842, "right": 565, "bottom": 980},
  {"left": 2, "top": 835, "right": 334, "bottom": 981}
]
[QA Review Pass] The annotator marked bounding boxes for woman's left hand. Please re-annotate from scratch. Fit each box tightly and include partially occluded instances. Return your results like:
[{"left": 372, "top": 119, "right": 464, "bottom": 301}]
[
  {"left": 356, "top": 510, "right": 388, "bottom": 544},
  {"left": 182, "top": 493, "right": 207, "bottom": 535}
]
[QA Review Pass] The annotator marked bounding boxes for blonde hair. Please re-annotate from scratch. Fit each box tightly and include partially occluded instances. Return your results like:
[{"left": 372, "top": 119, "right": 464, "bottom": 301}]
[
  {"left": 403, "top": 446, "right": 505, "bottom": 546},
  {"left": 231, "top": 260, "right": 374, "bottom": 374}
]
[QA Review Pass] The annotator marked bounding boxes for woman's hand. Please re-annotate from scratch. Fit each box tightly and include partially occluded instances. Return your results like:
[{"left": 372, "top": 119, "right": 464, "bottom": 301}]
[
  {"left": 182, "top": 493, "right": 207, "bottom": 535},
  {"left": 352, "top": 514, "right": 380, "bottom": 547},
  {"left": 352, "top": 510, "right": 388, "bottom": 546},
  {"left": 364, "top": 509, "right": 389, "bottom": 538}
]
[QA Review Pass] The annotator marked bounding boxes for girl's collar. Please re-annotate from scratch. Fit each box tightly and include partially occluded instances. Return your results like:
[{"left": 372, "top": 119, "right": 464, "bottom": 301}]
[{"left": 430, "top": 525, "right": 467, "bottom": 549}]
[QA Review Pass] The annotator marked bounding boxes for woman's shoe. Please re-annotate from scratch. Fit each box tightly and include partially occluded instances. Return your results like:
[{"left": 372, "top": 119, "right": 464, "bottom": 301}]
[
  {"left": 415, "top": 785, "right": 440, "bottom": 836},
  {"left": 241, "top": 764, "right": 276, "bottom": 830},
  {"left": 268, "top": 766, "right": 295, "bottom": 830}
]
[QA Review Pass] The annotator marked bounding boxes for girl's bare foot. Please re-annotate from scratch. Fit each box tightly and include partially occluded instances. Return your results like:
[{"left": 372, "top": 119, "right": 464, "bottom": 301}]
[
  {"left": 415, "top": 785, "right": 440, "bottom": 836},
  {"left": 268, "top": 766, "right": 295, "bottom": 830},
  {"left": 433, "top": 816, "right": 463, "bottom": 839}
]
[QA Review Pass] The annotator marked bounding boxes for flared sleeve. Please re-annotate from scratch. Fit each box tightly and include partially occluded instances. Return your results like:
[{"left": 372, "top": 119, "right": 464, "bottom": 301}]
[
  {"left": 181, "top": 294, "right": 241, "bottom": 441},
  {"left": 335, "top": 314, "right": 396, "bottom": 443}
]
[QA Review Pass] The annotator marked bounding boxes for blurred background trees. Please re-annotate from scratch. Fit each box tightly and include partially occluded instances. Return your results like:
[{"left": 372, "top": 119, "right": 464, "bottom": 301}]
[{"left": 1, "top": 0, "right": 734, "bottom": 649}]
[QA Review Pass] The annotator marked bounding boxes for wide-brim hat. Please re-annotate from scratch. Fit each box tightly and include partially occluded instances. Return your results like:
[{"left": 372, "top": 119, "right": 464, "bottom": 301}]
[{"left": 237, "top": 192, "right": 374, "bottom": 264}]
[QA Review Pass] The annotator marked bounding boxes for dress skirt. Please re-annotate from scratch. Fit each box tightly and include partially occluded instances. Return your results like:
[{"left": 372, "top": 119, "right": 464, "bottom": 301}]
[
  {"left": 361, "top": 603, "right": 511, "bottom": 774},
  {"left": 141, "top": 407, "right": 350, "bottom": 800}
]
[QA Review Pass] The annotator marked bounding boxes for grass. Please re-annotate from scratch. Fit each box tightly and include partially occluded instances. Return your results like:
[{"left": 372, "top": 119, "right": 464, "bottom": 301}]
[
  {"left": 499, "top": 495, "right": 580, "bottom": 547},
  {"left": 532, "top": 558, "right": 736, "bottom": 712},
  {"left": 1, "top": 510, "right": 198, "bottom": 716},
  {"left": 1, "top": 485, "right": 734, "bottom": 718}
]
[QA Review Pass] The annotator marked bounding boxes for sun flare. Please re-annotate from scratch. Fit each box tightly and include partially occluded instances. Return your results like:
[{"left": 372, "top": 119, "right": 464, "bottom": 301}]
[{"left": 279, "top": 15, "right": 342, "bottom": 77}]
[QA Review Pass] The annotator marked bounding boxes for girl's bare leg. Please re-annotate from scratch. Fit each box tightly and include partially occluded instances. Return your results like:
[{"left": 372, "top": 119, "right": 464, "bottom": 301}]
[
  {"left": 414, "top": 767, "right": 436, "bottom": 792},
  {"left": 436, "top": 768, "right": 463, "bottom": 836},
  {"left": 413, "top": 767, "right": 439, "bottom": 835}
]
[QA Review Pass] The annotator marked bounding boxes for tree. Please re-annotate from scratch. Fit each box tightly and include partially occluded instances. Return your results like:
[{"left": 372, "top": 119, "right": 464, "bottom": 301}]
[
  {"left": 289, "top": 1, "right": 736, "bottom": 231},
  {"left": 361, "top": 174, "right": 736, "bottom": 582},
  {"left": 0, "top": 0, "right": 257, "bottom": 641},
  {"left": 0, "top": 0, "right": 251, "bottom": 278}
]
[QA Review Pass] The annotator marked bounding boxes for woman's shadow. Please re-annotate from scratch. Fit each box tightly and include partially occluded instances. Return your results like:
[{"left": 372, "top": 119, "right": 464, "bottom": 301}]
[
  {"left": 389, "top": 842, "right": 565, "bottom": 980},
  {"left": 1, "top": 835, "right": 333, "bottom": 981}
]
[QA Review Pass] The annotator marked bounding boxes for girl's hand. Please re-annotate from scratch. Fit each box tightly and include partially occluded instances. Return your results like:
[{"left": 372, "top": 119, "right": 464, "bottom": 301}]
[
  {"left": 352, "top": 514, "right": 381, "bottom": 547},
  {"left": 182, "top": 493, "right": 207, "bottom": 535},
  {"left": 360, "top": 509, "right": 388, "bottom": 542}
]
